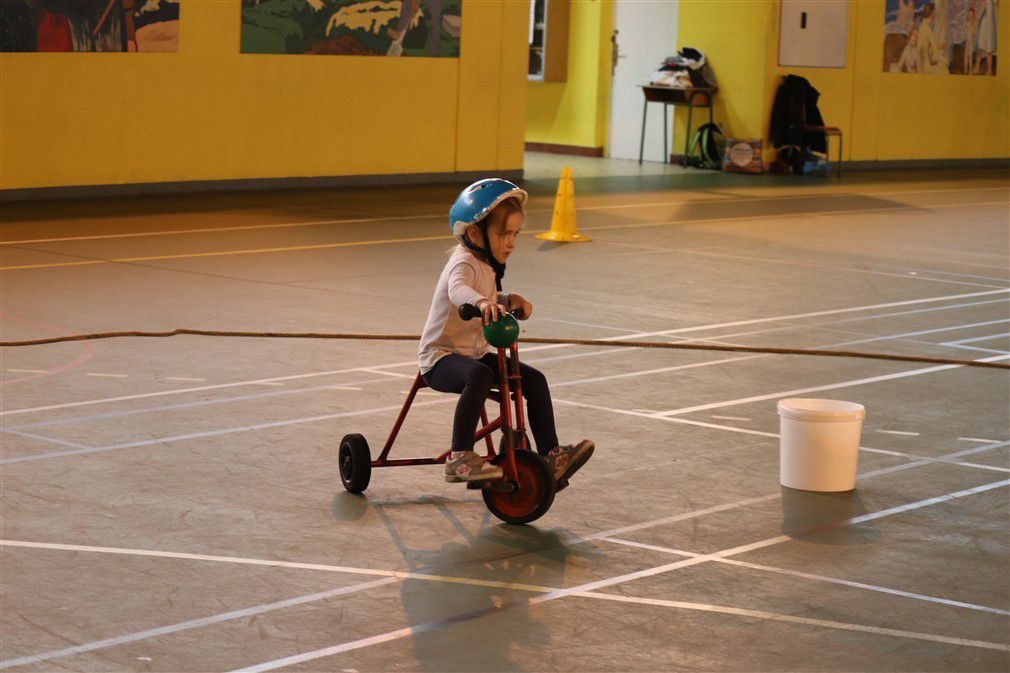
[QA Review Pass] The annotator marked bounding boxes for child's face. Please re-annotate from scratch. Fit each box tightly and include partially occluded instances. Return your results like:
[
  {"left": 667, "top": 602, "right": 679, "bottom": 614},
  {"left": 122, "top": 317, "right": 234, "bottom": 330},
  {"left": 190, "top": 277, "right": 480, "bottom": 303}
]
[{"left": 468, "top": 210, "right": 523, "bottom": 264}]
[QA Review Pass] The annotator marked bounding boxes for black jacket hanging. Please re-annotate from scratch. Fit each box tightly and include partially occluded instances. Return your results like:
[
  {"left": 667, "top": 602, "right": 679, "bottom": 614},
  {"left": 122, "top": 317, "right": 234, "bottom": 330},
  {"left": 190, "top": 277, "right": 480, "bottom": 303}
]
[{"left": 769, "top": 75, "right": 827, "bottom": 153}]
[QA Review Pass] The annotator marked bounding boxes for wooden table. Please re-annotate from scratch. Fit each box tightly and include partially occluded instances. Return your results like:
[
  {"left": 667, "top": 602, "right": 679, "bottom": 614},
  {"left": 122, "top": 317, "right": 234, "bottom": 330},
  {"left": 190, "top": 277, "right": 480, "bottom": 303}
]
[{"left": 638, "top": 85, "right": 716, "bottom": 165}]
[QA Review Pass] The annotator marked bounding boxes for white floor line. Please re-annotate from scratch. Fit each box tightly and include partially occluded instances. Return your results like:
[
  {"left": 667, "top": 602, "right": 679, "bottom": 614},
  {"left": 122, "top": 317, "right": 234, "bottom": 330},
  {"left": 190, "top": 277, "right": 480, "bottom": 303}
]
[
  {"left": 584, "top": 199, "right": 1010, "bottom": 235},
  {"left": 6, "top": 369, "right": 48, "bottom": 374},
  {"left": 0, "top": 540, "right": 553, "bottom": 594},
  {"left": 252, "top": 382, "right": 285, "bottom": 387},
  {"left": 710, "top": 415, "right": 751, "bottom": 421},
  {"left": 594, "top": 239, "right": 1007, "bottom": 291},
  {"left": 0, "top": 361, "right": 420, "bottom": 417},
  {"left": 360, "top": 368, "right": 416, "bottom": 379},
  {"left": 12, "top": 334, "right": 1002, "bottom": 467},
  {"left": 576, "top": 592, "right": 1009, "bottom": 652},
  {"left": 0, "top": 399, "right": 453, "bottom": 465},
  {"left": 552, "top": 354, "right": 760, "bottom": 388},
  {"left": 4, "top": 441, "right": 1004, "bottom": 670},
  {"left": 942, "top": 332, "right": 1010, "bottom": 345},
  {"left": 597, "top": 537, "right": 1010, "bottom": 616},
  {"left": 9, "top": 291, "right": 998, "bottom": 437},
  {"left": 552, "top": 399, "right": 1010, "bottom": 474},
  {"left": 5, "top": 375, "right": 396, "bottom": 431},
  {"left": 654, "top": 354, "right": 1009, "bottom": 417},
  {"left": 0, "top": 578, "right": 400, "bottom": 671},
  {"left": 84, "top": 373, "right": 128, "bottom": 378},
  {"left": 940, "top": 343, "right": 1010, "bottom": 355},
  {"left": 2, "top": 429, "right": 94, "bottom": 451},
  {"left": 3, "top": 287, "right": 1005, "bottom": 419},
  {"left": 959, "top": 437, "right": 1003, "bottom": 444},
  {"left": 228, "top": 478, "right": 1010, "bottom": 672},
  {"left": 5, "top": 184, "right": 1002, "bottom": 246},
  {"left": 877, "top": 430, "right": 920, "bottom": 437}
]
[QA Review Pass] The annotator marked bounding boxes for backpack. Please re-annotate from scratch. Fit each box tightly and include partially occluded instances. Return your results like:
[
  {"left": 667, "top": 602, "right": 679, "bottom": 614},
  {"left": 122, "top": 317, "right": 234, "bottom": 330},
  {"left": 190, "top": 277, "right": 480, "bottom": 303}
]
[{"left": 687, "top": 123, "right": 725, "bottom": 170}]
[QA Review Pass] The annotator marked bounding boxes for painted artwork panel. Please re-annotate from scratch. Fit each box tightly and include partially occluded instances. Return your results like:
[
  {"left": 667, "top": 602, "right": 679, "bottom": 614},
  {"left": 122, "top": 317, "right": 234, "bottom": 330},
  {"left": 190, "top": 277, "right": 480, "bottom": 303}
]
[
  {"left": 884, "top": 0, "right": 998, "bottom": 75},
  {"left": 240, "top": 0, "right": 461, "bottom": 57},
  {"left": 0, "top": 0, "right": 179, "bottom": 52}
]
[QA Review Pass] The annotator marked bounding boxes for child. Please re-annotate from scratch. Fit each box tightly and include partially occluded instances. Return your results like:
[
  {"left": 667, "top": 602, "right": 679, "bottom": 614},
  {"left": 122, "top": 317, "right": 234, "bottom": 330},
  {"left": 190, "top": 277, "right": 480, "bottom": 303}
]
[
  {"left": 418, "top": 178, "right": 594, "bottom": 484},
  {"left": 964, "top": 7, "right": 977, "bottom": 75}
]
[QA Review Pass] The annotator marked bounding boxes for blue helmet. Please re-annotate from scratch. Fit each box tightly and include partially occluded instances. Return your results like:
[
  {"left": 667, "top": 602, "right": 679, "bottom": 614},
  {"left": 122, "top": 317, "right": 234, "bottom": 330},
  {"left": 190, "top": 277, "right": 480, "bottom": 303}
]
[{"left": 449, "top": 178, "right": 528, "bottom": 242}]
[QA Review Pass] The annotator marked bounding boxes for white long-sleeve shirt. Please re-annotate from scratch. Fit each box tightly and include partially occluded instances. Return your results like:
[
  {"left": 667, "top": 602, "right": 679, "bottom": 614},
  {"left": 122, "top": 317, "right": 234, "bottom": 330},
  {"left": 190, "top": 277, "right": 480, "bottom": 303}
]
[{"left": 418, "top": 246, "right": 509, "bottom": 373}]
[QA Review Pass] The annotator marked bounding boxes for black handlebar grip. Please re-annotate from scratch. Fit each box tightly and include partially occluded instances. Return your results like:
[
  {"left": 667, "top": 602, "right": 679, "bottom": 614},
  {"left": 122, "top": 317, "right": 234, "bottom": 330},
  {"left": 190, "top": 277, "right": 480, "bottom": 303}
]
[
  {"left": 458, "top": 304, "right": 482, "bottom": 321},
  {"left": 459, "top": 303, "right": 526, "bottom": 321}
]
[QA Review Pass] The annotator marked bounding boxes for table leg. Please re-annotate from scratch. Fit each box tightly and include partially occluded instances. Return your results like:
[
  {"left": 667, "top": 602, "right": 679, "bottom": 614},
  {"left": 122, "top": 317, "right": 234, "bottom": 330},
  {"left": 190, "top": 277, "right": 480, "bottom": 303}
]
[
  {"left": 683, "top": 103, "right": 694, "bottom": 167},
  {"left": 838, "top": 133, "right": 843, "bottom": 178},
  {"left": 639, "top": 99, "right": 648, "bottom": 164},
  {"left": 663, "top": 103, "right": 669, "bottom": 164}
]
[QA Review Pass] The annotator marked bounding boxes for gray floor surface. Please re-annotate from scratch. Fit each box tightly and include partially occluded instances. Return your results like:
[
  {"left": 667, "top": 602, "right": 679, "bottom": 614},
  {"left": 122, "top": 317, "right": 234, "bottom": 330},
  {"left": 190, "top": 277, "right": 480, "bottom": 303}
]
[{"left": 1, "top": 164, "right": 1008, "bottom": 672}]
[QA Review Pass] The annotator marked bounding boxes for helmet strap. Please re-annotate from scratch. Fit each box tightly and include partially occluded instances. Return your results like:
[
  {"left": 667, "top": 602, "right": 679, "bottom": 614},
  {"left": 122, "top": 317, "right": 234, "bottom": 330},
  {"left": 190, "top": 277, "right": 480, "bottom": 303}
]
[{"left": 461, "top": 222, "right": 506, "bottom": 291}]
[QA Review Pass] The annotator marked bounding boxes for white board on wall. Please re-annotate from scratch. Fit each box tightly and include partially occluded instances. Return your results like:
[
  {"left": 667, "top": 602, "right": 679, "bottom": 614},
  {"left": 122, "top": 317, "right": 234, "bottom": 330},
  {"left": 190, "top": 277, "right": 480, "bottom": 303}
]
[{"left": 779, "top": 0, "right": 847, "bottom": 68}]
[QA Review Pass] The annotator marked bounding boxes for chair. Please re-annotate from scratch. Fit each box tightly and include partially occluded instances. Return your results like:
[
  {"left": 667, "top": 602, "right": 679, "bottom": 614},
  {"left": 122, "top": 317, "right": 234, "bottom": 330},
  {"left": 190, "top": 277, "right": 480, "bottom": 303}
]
[{"left": 803, "top": 125, "right": 843, "bottom": 177}]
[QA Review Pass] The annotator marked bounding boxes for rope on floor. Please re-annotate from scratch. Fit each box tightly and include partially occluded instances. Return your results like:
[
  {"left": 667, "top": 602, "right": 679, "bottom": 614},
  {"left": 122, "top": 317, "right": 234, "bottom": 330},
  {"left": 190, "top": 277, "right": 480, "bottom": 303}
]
[{"left": 1, "top": 329, "right": 1007, "bottom": 370}]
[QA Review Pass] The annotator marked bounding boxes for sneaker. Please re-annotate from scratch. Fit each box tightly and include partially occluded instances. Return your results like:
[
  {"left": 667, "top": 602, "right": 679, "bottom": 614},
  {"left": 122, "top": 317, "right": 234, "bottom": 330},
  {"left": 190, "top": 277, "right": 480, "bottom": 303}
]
[
  {"left": 444, "top": 451, "right": 504, "bottom": 483},
  {"left": 546, "top": 440, "right": 595, "bottom": 484}
]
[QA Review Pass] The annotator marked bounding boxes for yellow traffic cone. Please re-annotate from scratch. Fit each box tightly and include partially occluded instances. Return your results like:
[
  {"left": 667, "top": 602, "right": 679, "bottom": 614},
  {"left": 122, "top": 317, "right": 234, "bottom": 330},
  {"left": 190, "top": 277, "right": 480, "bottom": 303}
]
[{"left": 536, "top": 167, "right": 590, "bottom": 243}]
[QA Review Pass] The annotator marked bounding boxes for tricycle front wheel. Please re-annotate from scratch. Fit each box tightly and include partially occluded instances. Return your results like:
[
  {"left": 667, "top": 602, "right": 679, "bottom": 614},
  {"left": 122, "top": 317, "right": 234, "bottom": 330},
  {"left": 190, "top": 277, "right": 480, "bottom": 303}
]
[{"left": 483, "top": 450, "right": 555, "bottom": 525}]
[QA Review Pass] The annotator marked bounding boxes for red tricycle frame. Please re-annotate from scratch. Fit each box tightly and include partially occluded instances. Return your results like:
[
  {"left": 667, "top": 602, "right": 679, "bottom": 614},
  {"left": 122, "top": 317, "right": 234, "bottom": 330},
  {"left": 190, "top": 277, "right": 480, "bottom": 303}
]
[{"left": 373, "top": 344, "right": 528, "bottom": 483}]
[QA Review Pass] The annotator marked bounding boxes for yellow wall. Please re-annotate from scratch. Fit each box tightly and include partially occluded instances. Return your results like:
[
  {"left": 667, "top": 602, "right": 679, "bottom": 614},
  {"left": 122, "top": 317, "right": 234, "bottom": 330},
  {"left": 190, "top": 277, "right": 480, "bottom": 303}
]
[
  {"left": 0, "top": 0, "right": 530, "bottom": 191},
  {"left": 677, "top": 0, "right": 1010, "bottom": 163},
  {"left": 677, "top": 0, "right": 776, "bottom": 145},
  {"left": 525, "top": 0, "right": 613, "bottom": 150}
]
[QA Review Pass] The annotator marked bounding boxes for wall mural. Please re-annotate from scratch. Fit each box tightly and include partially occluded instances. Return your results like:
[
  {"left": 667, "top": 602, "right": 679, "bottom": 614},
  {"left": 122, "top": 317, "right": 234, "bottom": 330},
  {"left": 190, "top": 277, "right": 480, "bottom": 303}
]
[
  {"left": 0, "top": 0, "right": 179, "bottom": 52},
  {"left": 240, "top": 0, "right": 461, "bottom": 57},
  {"left": 884, "top": 0, "right": 998, "bottom": 74}
]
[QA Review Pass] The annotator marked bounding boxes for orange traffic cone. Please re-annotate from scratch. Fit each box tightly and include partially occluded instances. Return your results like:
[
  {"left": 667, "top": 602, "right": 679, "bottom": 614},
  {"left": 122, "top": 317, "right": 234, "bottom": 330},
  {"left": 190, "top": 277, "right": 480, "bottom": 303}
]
[{"left": 536, "top": 167, "right": 590, "bottom": 243}]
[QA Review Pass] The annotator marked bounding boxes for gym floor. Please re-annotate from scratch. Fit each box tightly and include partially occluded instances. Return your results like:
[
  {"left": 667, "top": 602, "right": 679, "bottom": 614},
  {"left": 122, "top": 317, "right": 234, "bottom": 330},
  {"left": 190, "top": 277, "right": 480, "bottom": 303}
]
[{"left": 1, "top": 159, "right": 1008, "bottom": 672}]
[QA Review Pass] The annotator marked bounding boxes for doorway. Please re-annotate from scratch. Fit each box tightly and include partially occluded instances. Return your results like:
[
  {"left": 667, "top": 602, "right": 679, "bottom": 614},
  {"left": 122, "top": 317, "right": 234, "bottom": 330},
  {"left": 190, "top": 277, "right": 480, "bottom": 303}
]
[{"left": 607, "top": 0, "right": 679, "bottom": 162}]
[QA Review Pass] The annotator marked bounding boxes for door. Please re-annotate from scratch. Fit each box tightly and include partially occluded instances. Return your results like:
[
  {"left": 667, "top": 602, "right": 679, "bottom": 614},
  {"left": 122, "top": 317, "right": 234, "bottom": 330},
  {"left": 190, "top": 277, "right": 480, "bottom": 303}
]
[{"left": 607, "top": 0, "right": 679, "bottom": 161}]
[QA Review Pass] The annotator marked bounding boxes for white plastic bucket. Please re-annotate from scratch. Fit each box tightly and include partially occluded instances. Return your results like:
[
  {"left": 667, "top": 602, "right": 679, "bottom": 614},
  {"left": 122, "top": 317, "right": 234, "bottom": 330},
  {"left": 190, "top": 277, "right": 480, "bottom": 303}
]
[{"left": 777, "top": 398, "right": 866, "bottom": 492}]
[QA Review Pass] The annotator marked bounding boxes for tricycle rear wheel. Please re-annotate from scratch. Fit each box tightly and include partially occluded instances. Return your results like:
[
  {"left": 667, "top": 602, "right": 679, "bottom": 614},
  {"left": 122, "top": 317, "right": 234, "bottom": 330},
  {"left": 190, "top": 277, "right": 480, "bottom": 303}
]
[{"left": 339, "top": 434, "right": 371, "bottom": 494}]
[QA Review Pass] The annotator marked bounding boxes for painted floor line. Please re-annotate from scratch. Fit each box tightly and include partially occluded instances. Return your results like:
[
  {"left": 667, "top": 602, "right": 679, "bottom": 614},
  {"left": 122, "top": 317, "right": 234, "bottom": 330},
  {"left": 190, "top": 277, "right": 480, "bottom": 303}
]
[
  {"left": 2, "top": 429, "right": 94, "bottom": 452},
  {"left": 654, "top": 354, "right": 1009, "bottom": 417},
  {"left": 84, "top": 373, "right": 128, "bottom": 378},
  {"left": 959, "top": 437, "right": 1002, "bottom": 443},
  {"left": 942, "top": 332, "right": 1010, "bottom": 346},
  {"left": 595, "top": 239, "right": 1007, "bottom": 291},
  {"left": 940, "top": 343, "right": 1010, "bottom": 355},
  {"left": 5, "top": 200, "right": 1008, "bottom": 272},
  {"left": 4, "top": 185, "right": 1003, "bottom": 246},
  {"left": 6, "top": 369, "right": 48, "bottom": 374},
  {"left": 0, "top": 578, "right": 400, "bottom": 671},
  {"left": 576, "top": 592, "right": 1009, "bottom": 651},
  {"left": 552, "top": 400, "right": 1010, "bottom": 474},
  {"left": 877, "top": 430, "right": 920, "bottom": 436},
  {"left": 8, "top": 293, "right": 997, "bottom": 436},
  {"left": 4, "top": 287, "right": 1005, "bottom": 417},
  {"left": 0, "top": 361, "right": 420, "bottom": 417},
  {"left": 4, "top": 442, "right": 1003, "bottom": 669},
  {"left": 0, "top": 399, "right": 452, "bottom": 464},
  {"left": 6, "top": 375, "right": 397, "bottom": 431},
  {"left": 229, "top": 478, "right": 1010, "bottom": 672},
  {"left": 598, "top": 537, "right": 1010, "bottom": 616},
  {"left": 710, "top": 415, "right": 751, "bottom": 421}
]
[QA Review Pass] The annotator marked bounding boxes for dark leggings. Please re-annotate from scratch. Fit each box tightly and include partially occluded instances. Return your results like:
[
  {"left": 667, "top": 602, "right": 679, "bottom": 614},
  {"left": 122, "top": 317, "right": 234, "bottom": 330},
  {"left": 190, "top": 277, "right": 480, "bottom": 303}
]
[{"left": 422, "top": 353, "right": 558, "bottom": 455}]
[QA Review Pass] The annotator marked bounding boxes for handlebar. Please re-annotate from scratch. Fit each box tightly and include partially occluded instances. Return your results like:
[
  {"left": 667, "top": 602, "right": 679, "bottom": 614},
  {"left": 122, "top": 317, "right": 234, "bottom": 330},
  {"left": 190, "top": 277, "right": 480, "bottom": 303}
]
[{"left": 459, "top": 303, "right": 525, "bottom": 321}]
